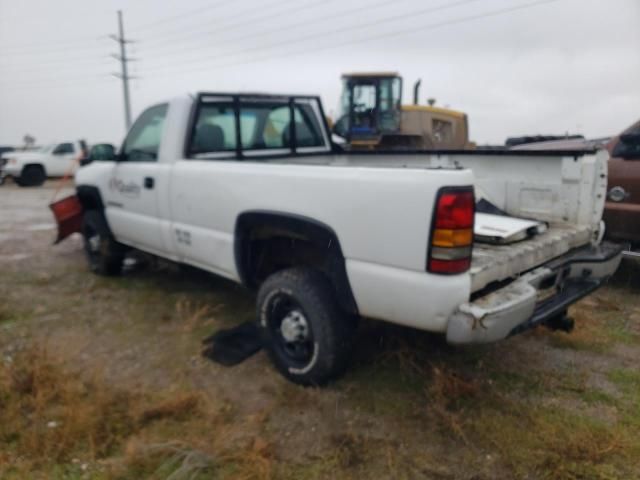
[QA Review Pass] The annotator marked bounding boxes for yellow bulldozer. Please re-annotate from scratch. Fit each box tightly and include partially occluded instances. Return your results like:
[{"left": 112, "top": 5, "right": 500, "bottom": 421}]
[{"left": 332, "top": 72, "right": 473, "bottom": 150}]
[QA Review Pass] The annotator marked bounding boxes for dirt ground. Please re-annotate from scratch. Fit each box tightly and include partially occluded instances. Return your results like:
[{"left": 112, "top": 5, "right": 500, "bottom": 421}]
[{"left": 1, "top": 181, "right": 640, "bottom": 479}]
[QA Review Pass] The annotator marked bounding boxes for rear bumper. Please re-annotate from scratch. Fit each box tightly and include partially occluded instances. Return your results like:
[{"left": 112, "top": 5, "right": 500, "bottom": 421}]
[{"left": 446, "top": 242, "right": 623, "bottom": 344}]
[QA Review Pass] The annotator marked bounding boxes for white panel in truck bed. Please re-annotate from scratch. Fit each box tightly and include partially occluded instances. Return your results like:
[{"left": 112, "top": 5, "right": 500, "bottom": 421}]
[
  {"left": 474, "top": 213, "right": 547, "bottom": 244},
  {"left": 470, "top": 224, "right": 592, "bottom": 292}
]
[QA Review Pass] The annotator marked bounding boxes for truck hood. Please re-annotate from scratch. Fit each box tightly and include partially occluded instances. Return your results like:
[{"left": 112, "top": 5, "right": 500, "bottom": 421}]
[{"left": 1, "top": 151, "right": 45, "bottom": 162}]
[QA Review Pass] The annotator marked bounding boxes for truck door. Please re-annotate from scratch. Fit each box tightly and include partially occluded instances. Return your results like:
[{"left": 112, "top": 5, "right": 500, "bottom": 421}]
[
  {"left": 49, "top": 142, "right": 76, "bottom": 176},
  {"left": 103, "top": 103, "right": 168, "bottom": 255},
  {"left": 604, "top": 121, "right": 640, "bottom": 244}
]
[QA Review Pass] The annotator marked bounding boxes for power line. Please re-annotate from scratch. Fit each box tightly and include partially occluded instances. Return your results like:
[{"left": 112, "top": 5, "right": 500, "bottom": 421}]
[
  {"left": 129, "top": 0, "right": 233, "bottom": 32},
  {"left": 141, "top": 0, "right": 482, "bottom": 72},
  {"left": 0, "top": 74, "right": 113, "bottom": 90},
  {"left": 192, "top": 0, "right": 392, "bottom": 51},
  {"left": 0, "top": 0, "right": 561, "bottom": 92},
  {"left": 0, "top": 54, "right": 113, "bottom": 73},
  {"left": 142, "top": 0, "right": 561, "bottom": 78},
  {"left": 136, "top": 0, "right": 295, "bottom": 49},
  {"left": 137, "top": 0, "right": 371, "bottom": 58},
  {"left": 0, "top": 37, "right": 109, "bottom": 56}
]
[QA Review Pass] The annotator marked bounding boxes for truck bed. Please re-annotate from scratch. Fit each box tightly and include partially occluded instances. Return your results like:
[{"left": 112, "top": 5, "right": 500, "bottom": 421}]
[
  {"left": 267, "top": 149, "right": 607, "bottom": 293},
  {"left": 470, "top": 223, "right": 592, "bottom": 292}
]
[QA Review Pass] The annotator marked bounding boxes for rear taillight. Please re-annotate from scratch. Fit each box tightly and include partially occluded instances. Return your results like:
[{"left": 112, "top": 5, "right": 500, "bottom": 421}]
[{"left": 428, "top": 187, "right": 474, "bottom": 274}]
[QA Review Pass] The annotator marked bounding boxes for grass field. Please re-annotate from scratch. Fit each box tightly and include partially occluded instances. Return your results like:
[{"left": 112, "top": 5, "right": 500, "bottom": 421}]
[{"left": 1, "top": 258, "right": 639, "bottom": 479}]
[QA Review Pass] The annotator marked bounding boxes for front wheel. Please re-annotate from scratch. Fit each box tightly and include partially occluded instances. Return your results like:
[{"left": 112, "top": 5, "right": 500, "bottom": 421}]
[
  {"left": 257, "top": 268, "right": 356, "bottom": 385},
  {"left": 82, "top": 210, "right": 125, "bottom": 276},
  {"left": 16, "top": 165, "right": 46, "bottom": 187}
]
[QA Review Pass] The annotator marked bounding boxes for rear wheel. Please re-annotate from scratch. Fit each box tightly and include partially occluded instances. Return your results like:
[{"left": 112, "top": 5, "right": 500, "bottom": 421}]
[
  {"left": 16, "top": 165, "right": 46, "bottom": 187},
  {"left": 257, "top": 267, "right": 356, "bottom": 385},
  {"left": 82, "top": 210, "right": 125, "bottom": 275}
]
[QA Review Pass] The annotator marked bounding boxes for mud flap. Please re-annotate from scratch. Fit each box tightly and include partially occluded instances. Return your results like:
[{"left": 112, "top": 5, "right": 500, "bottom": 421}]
[{"left": 50, "top": 194, "right": 84, "bottom": 244}]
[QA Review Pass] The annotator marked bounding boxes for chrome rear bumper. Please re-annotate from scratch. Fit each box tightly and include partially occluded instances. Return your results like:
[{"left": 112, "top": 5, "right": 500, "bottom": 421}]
[{"left": 446, "top": 242, "right": 624, "bottom": 344}]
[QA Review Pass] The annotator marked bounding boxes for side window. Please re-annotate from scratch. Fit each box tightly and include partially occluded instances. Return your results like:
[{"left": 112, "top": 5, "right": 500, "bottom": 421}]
[
  {"left": 613, "top": 122, "right": 640, "bottom": 159},
  {"left": 53, "top": 143, "right": 74, "bottom": 155},
  {"left": 291, "top": 103, "right": 325, "bottom": 149},
  {"left": 122, "top": 104, "right": 168, "bottom": 161},
  {"left": 262, "top": 106, "right": 289, "bottom": 148},
  {"left": 239, "top": 103, "right": 290, "bottom": 151},
  {"left": 240, "top": 102, "right": 326, "bottom": 151},
  {"left": 190, "top": 103, "right": 237, "bottom": 156}
]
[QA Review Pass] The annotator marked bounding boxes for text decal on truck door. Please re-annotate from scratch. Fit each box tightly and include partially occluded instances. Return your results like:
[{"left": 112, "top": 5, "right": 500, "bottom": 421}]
[
  {"left": 109, "top": 178, "right": 141, "bottom": 198},
  {"left": 175, "top": 229, "right": 191, "bottom": 246}
]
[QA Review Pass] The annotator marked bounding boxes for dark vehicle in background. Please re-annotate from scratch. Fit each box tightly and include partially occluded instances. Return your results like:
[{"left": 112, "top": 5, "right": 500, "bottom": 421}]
[{"left": 603, "top": 119, "right": 640, "bottom": 255}]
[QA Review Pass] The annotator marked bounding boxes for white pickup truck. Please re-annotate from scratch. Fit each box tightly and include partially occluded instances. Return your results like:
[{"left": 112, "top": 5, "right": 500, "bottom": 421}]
[
  {"left": 1, "top": 142, "right": 81, "bottom": 186},
  {"left": 73, "top": 92, "right": 622, "bottom": 385}
]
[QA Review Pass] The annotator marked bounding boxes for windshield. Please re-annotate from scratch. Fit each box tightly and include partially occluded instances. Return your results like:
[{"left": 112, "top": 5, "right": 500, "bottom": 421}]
[{"left": 37, "top": 144, "right": 55, "bottom": 153}]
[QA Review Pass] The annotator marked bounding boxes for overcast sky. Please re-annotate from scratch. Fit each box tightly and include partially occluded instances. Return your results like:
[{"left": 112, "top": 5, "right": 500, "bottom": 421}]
[{"left": 0, "top": 0, "right": 638, "bottom": 146}]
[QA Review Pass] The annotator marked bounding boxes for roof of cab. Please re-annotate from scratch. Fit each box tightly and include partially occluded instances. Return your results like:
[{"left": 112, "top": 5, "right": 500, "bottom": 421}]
[{"left": 341, "top": 72, "right": 399, "bottom": 79}]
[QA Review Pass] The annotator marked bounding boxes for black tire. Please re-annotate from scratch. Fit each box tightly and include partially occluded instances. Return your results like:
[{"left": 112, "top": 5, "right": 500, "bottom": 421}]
[
  {"left": 257, "top": 267, "right": 356, "bottom": 385},
  {"left": 82, "top": 210, "right": 125, "bottom": 276},
  {"left": 16, "top": 165, "right": 46, "bottom": 187}
]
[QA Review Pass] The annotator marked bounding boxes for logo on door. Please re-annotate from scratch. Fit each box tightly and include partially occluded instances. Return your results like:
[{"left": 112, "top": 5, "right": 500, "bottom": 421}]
[
  {"left": 109, "top": 178, "right": 141, "bottom": 198},
  {"left": 175, "top": 229, "right": 191, "bottom": 246}
]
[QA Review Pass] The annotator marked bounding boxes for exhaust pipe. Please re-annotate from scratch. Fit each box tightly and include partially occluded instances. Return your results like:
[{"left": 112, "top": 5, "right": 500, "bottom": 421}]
[{"left": 413, "top": 79, "right": 421, "bottom": 105}]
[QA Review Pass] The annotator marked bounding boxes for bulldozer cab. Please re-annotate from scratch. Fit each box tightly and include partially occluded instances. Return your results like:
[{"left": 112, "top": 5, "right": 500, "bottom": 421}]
[{"left": 333, "top": 72, "right": 402, "bottom": 146}]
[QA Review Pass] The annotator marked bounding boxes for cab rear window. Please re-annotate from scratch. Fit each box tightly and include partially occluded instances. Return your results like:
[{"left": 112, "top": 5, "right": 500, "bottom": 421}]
[{"left": 187, "top": 94, "right": 330, "bottom": 159}]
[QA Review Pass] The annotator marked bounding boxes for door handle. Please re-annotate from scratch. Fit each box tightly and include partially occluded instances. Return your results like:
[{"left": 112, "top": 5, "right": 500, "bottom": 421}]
[{"left": 144, "top": 177, "right": 154, "bottom": 189}]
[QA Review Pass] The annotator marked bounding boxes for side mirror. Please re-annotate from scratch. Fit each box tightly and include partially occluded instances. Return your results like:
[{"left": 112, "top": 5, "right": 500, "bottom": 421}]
[
  {"left": 88, "top": 144, "right": 117, "bottom": 162},
  {"left": 613, "top": 132, "right": 640, "bottom": 160}
]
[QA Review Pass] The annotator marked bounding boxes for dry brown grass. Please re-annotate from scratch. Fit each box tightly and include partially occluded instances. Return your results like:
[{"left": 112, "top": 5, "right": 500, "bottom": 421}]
[
  {"left": 426, "top": 364, "right": 481, "bottom": 445},
  {"left": 174, "top": 297, "right": 221, "bottom": 332},
  {"left": 122, "top": 440, "right": 215, "bottom": 480},
  {"left": 137, "top": 393, "right": 202, "bottom": 427},
  {"left": 0, "top": 345, "right": 137, "bottom": 468},
  {"left": 545, "top": 304, "right": 615, "bottom": 352},
  {"left": 0, "top": 345, "right": 274, "bottom": 479},
  {"left": 0, "top": 304, "right": 11, "bottom": 323},
  {"left": 422, "top": 362, "right": 638, "bottom": 480}
]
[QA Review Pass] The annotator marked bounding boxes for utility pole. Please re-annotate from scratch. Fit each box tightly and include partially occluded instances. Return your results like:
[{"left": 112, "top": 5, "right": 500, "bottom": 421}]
[{"left": 110, "top": 10, "right": 134, "bottom": 131}]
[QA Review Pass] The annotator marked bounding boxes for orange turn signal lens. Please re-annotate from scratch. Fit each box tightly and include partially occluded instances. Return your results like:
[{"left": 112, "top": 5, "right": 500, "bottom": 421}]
[{"left": 432, "top": 228, "right": 473, "bottom": 248}]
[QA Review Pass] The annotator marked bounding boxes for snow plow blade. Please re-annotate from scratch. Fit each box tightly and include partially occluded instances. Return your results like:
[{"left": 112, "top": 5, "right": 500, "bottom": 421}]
[{"left": 50, "top": 195, "right": 83, "bottom": 244}]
